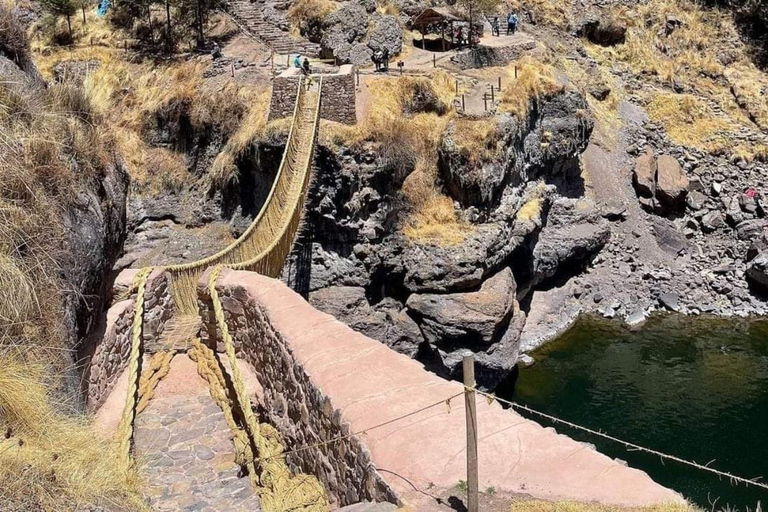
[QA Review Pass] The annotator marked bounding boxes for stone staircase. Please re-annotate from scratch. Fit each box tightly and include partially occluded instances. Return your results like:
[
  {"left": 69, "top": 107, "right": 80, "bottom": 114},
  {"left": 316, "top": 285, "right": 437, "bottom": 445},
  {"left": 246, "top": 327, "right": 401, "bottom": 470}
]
[{"left": 228, "top": 0, "right": 321, "bottom": 56}]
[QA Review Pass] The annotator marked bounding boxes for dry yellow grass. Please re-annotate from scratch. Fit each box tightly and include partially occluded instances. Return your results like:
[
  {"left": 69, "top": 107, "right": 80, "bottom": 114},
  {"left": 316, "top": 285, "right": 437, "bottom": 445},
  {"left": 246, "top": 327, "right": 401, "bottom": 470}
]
[
  {"left": 451, "top": 117, "right": 501, "bottom": 166},
  {"left": 0, "top": 353, "right": 146, "bottom": 511},
  {"left": 501, "top": 56, "right": 563, "bottom": 117},
  {"left": 509, "top": 499, "right": 698, "bottom": 512},
  {"left": 585, "top": 0, "right": 768, "bottom": 161},
  {"left": 508, "top": 0, "right": 571, "bottom": 28},
  {"left": 288, "top": 0, "right": 337, "bottom": 34},
  {"left": 332, "top": 72, "right": 472, "bottom": 245}
]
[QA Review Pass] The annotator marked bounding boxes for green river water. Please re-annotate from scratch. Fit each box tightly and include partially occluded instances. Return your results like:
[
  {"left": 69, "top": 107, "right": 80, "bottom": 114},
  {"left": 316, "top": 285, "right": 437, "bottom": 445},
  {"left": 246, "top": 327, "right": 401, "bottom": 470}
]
[{"left": 507, "top": 315, "right": 768, "bottom": 510}]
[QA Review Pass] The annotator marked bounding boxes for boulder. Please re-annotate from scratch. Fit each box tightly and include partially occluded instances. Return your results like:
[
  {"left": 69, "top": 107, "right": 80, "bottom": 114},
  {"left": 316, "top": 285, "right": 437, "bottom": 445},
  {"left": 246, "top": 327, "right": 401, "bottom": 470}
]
[
  {"left": 655, "top": 155, "right": 688, "bottom": 206},
  {"left": 578, "top": 15, "right": 627, "bottom": 46},
  {"left": 367, "top": 15, "right": 402, "bottom": 56},
  {"left": 531, "top": 198, "right": 610, "bottom": 286},
  {"left": 746, "top": 252, "right": 768, "bottom": 289},
  {"left": 701, "top": 210, "right": 726, "bottom": 233},
  {"left": 633, "top": 149, "right": 656, "bottom": 198},
  {"left": 651, "top": 217, "right": 688, "bottom": 255},
  {"left": 320, "top": 3, "right": 369, "bottom": 63},
  {"left": 406, "top": 268, "right": 517, "bottom": 347},
  {"left": 309, "top": 286, "right": 424, "bottom": 357}
]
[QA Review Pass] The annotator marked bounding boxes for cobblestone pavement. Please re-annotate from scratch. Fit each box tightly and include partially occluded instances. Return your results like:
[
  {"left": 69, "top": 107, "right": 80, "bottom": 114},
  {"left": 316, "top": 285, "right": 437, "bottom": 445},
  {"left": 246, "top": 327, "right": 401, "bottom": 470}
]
[{"left": 134, "top": 355, "right": 261, "bottom": 512}]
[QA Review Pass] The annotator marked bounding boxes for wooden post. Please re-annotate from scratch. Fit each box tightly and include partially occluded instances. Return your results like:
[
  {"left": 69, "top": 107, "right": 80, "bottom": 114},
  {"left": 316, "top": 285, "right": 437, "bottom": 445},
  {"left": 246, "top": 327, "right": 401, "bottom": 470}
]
[
  {"left": 441, "top": 23, "right": 446, "bottom": 52},
  {"left": 455, "top": 78, "right": 459, "bottom": 94},
  {"left": 463, "top": 356, "right": 479, "bottom": 512},
  {"left": 461, "top": 94, "right": 465, "bottom": 112},
  {"left": 433, "top": 54, "right": 436, "bottom": 67},
  {"left": 356, "top": 68, "right": 360, "bottom": 86},
  {"left": 491, "top": 85, "right": 494, "bottom": 102},
  {"left": 287, "top": 55, "right": 290, "bottom": 67},
  {"left": 231, "top": 63, "right": 235, "bottom": 77},
  {"left": 515, "top": 65, "right": 518, "bottom": 79},
  {"left": 483, "top": 93, "right": 488, "bottom": 111},
  {"left": 498, "top": 76, "right": 501, "bottom": 91}
]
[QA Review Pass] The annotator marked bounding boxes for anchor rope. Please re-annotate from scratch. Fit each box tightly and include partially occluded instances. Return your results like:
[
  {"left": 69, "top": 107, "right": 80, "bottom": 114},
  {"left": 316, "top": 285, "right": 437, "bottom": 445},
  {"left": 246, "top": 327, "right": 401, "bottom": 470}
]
[{"left": 115, "top": 266, "right": 153, "bottom": 463}]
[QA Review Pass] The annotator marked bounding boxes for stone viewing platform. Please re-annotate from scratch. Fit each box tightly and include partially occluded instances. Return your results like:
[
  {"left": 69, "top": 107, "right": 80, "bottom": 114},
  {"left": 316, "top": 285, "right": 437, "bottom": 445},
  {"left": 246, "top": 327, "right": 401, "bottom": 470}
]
[{"left": 269, "top": 64, "right": 357, "bottom": 124}]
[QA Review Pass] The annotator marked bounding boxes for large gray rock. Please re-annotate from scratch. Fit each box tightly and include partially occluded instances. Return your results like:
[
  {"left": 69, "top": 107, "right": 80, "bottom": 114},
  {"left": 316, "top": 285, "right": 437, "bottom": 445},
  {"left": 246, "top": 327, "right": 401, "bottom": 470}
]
[
  {"left": 746, "top": 252, "right": 768, "bottom": 289},
  {"left": 367, "top": 15, "right": 403, "bottom": 55},
  {"left": 531, "top": 198, "right": 610, "bottom": 286},
  {"left": 439, "top": 90, "right": 593, "bottom": 209},
  {"left": 406, "top": 268, "right": 517, "bottom": 347},
  {"left": 321, "top": 3, "right": 369, "bottom": 63},
  {"left": 633, "top": 149, "right": 656, "bottom": 198},
  {"left": 309, "top": 286, "right": 424, "bottom": 357},
  {"left": 655, "top": 155, "right": 688, "bottom": 206}
]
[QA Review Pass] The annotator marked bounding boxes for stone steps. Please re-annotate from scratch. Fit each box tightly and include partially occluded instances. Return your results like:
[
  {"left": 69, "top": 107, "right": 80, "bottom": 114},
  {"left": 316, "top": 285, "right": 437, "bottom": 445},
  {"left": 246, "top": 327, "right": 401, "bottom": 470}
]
[{"left": 228, "top": 0, "right": 320, "bottom": 55}]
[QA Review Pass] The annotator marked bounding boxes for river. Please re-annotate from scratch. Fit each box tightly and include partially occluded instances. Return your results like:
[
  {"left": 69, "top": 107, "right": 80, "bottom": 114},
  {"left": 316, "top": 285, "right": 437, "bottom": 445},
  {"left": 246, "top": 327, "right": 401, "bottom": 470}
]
[{"left": 507, "top": 314, "right": 768, "bottom": 510}]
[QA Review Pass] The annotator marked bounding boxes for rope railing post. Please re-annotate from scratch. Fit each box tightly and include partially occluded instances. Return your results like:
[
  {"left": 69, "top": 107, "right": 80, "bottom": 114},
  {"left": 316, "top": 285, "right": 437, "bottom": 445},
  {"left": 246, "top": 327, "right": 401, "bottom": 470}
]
[{"left": 463, "top": 355, "right": 479, "bottom": 512}]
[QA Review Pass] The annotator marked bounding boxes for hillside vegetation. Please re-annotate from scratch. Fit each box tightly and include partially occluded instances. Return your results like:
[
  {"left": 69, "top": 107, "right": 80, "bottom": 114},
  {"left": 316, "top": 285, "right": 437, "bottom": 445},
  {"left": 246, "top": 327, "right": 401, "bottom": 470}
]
[{"left": 0, "top": 4, "right": 145, "bottom": 510}]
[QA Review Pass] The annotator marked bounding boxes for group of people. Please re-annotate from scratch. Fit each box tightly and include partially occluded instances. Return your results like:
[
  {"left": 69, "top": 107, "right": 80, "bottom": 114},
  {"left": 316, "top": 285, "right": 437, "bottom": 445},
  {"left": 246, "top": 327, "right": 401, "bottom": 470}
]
[
  {"left": 293, "top": 54, "right": 312, "bottom": 75},
  {"left": 490, "top": 12, "right": 519, "bottom": 36},
  {"left": 372, "top": 48, "right": 390, "bottom": 71}
]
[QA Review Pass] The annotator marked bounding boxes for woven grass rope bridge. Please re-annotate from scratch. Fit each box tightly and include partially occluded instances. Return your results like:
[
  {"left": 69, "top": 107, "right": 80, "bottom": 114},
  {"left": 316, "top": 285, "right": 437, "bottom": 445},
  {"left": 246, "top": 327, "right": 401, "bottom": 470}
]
[{"left": 114, "top": 75, "right": 327, "bottom": 511}]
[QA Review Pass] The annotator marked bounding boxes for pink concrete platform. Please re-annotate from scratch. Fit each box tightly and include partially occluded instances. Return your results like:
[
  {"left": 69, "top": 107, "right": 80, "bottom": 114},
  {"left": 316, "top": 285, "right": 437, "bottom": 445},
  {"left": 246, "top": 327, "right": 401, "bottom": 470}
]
[{"left": 220, "top": 271, "right": 686, "bottom": 508}]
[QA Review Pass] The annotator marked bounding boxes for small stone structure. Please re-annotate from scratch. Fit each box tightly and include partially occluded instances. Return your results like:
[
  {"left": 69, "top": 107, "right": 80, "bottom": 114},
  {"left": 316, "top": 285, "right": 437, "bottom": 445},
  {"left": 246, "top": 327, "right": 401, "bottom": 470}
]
[
  {"left": 450, "top": 39, "right": 538, "bottom": 69},
  {"left": 52, "top": 60, "right": 100, "bottom": 86},
  {"left": 269, "top": 65, "right": 357, "bottom": 124},
  {"left": 86, "top": 269, "right": 175, "bottom": 412}
]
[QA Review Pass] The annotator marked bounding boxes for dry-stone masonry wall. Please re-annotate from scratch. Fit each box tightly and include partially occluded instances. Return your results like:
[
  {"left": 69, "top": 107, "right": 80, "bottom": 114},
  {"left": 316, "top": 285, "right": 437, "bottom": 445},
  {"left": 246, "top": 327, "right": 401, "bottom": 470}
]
[
  {"left": 197, "top": 269, "right": 397, "bottom": 508},
  {"left": 86, "top": 269, "right": 175, "bottom": 412},
  {"left": 450, "top": 40, "right": 538, "bottom": 69},
  {"left": 269, "top": 67, "right": 357, "bottom": 124}
]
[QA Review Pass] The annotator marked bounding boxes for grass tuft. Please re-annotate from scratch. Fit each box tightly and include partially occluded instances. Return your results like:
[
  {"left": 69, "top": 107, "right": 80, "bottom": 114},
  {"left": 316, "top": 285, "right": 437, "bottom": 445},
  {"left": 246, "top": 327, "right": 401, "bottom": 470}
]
[{"left": 0, "top": 353, "right": 146, "bottom": 511}]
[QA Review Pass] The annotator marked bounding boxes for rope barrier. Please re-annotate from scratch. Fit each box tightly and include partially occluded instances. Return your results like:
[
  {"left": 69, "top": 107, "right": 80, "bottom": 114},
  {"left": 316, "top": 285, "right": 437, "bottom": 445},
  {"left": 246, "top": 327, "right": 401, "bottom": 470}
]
[
  {"left": 470, "top": 387, "right": 768, "bottom": 492},
  {"left": 256, "top": 392, "right": 465, "bottom": 464}
]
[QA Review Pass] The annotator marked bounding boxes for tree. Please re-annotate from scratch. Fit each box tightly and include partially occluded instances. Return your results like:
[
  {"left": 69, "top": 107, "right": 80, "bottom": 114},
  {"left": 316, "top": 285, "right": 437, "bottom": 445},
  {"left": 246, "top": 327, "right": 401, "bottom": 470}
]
[
  {"left": 455, "top": 0, "right": 500, "bottom": 48},
  {"left": 41, "top": 0, "right": 78, "bottom": 40},
  {"left": 78, "top": 0, "right": 89, "bottom": 24},
  {"left": 177, "top": 0, "right": 223, "bottom": 46}
]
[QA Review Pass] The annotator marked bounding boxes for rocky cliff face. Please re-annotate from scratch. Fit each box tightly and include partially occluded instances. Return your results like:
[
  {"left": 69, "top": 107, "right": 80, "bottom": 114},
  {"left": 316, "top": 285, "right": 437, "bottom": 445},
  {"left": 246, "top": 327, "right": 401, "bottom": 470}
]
[
  {"left": 299, "top": 89, "right": 598, "bottom": 389},
  {"left": 0, "top": 13, "right": 129, "bottom": 404}
]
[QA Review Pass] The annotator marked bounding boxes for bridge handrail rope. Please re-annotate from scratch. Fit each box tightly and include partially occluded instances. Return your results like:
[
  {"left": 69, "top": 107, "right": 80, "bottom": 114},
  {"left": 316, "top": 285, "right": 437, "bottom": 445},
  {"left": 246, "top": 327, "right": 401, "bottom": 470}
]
[
  {"left": 116, "top": 76, "right": 323, "bottom": 469},
  {"left": 165, "top": 74, "right": 321, "bottom": 315}
]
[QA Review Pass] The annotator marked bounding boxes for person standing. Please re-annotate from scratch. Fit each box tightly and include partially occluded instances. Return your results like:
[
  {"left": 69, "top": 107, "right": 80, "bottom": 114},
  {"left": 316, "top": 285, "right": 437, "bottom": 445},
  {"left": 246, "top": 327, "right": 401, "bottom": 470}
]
[
  {"left": 492, "top": 16, "right": 500, "bottom": 36},
  {"left": 510, "top": 12, "right": 518, "bottom": 34},
  {"left": 293, "top": 54, "right": 302, "bottom": 69}
]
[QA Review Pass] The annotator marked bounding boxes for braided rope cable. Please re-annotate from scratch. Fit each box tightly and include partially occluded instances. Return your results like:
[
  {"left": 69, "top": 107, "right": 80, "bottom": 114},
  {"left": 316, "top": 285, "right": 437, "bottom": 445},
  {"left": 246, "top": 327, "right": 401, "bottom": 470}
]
[
  {"left": 136, "top": 350, "right": 175, "bottom": 414},
  {"left": 115, "top": 266, "right": 153, "bottom": 463},
  {"left": 207, "top": 264, "right": 327, "bottom": 510},
  {"left": 187, "top": 337, "right": 260, "bottom": 486}
]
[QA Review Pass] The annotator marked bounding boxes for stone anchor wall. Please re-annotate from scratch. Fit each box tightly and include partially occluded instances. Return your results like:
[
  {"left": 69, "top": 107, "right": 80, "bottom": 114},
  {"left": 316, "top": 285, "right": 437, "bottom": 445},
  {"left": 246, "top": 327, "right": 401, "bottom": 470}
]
[
  {"left": 86, "top": 269, "right": 175, "bottom": 412},
  {"left": 197, "top": 269, "right": 398, "bottom": 508},
  {"left": 269, "top": 68, "right": 357, "bottom": 124},
  {"left": 450, "top": 40, "right": 538, "bottom": 69}
]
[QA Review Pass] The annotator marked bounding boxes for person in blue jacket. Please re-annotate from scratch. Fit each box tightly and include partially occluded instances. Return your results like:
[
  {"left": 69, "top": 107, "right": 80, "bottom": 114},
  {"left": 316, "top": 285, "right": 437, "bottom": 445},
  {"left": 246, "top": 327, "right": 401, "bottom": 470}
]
[{"left": 293, "top": 54, "right": 301, "bottom": 69}]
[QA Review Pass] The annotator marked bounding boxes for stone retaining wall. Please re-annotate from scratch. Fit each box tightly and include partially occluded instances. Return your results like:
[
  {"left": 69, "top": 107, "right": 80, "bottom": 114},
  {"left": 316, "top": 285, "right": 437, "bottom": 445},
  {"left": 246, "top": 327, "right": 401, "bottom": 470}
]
[
  {"left": 269, "top": 68, "right": 357, "bottom": 124},
  {"left": 197, "top": 268, "right": 397, "bottom": 508},
  {"left": 86, "top": 269, "right": 175, "bottom": 412},
  {"left": 450, "top": 40, "right": 538, "bottom": 69}
]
